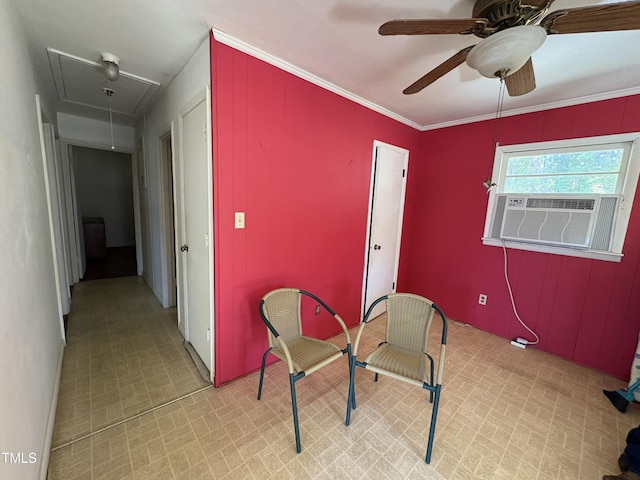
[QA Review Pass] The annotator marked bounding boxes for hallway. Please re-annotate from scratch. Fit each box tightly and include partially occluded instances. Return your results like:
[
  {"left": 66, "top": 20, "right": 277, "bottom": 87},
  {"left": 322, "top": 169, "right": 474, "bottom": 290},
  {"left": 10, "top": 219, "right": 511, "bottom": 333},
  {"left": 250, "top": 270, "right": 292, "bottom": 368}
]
[{"left": 51, "top": 277, "right": 209, "bottom": 449}]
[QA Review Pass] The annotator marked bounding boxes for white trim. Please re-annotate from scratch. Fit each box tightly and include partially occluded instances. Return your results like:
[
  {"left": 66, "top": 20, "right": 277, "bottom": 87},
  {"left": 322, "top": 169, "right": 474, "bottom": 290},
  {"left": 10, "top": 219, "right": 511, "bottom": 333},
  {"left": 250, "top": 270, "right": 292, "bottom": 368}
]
[
  {"left": 36, "top": 95, "right": 65, "bottom": 339},
  {"left": 59, "top": 142, "right": 80, "bottom": 284},
  {"left": 419, "top": 87, "right": 640, "bottom": 132},
  {"left": 177, "top": 111, "right": 187, "bottom": 337},
  {"left": 210, "top": 29, "right": 640, "bottom": 133},
  {"left": 141, "top": 116, "right": 154, "bottom": 286},
  {"left": 205, "top": 86, "right": 215, "bottom": 382},
  {"left": 482, "top": 238, "right": 623, "bottom": 262},
  {"left": 360, "top": 141, "right": 409, "bottom": 321},
  {"left": 38, "top": 340, "right": 65, "bottom": 480},
  {"left": 132, "top": 137, "right": 144, "bottom": 277},
  {"left": 493, "top": 132, "right": 640, "bottom": 153},
  {"left": 158, "top": 124, "right": 176, "bottom": 308},
  {"left": 59, "top": 136, "right": 134, "bottom": 155},
  {"left": 211, "top": 29, "right": 422, "bottom": 131},
  {"left": 64, "top": 143, "right": 83, "bottom": 281}
]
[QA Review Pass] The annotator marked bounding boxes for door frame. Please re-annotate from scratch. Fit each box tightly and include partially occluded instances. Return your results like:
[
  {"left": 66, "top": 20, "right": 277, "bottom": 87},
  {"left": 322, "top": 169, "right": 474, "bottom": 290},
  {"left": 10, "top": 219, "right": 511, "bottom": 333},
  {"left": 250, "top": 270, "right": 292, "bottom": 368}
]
[
  {"left": 176, "top": 86, "right": 215, "bottom": 381},
  {"left": 63, "top": 141, "right": 137, "bottom": 279},
  {"left": 61, "top": 143, "right": 82, "bottom": 284},
  {"left": 159, "top": 126, "right": 177, "bottom": 308},
  {"left": 360, "top": 140, "right": 409, "bottom": 320},
  {"left": 36, "top": 96, "right": 66, "bottom": 341},
  {"left": 133, "top": 136, "right": 145, "bottom": 277}
]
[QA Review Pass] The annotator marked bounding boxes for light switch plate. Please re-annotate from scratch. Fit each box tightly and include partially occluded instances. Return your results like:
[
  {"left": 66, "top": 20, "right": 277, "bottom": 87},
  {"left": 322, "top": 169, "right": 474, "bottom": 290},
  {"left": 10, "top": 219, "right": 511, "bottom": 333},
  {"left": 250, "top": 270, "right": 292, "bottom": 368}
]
[{"left": 235, "top": 212, "right": 245, "bottom": 229}]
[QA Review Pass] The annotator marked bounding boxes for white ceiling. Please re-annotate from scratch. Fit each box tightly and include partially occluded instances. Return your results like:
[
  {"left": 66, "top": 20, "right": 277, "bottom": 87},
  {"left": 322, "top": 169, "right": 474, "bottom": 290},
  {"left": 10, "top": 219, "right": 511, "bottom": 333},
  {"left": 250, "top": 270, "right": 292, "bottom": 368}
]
[{"left": 15, "top": 0, "right": 640, "bottom": 130}]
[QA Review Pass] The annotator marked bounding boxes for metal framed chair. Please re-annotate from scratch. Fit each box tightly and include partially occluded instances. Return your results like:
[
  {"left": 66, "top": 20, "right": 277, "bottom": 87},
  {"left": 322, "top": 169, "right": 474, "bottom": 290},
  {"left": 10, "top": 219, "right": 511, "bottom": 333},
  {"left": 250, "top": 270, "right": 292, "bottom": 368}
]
[
  {"left": 257, "top": 288, "right": 351, "bottom": 453},
  {"left": 345, "top": 293, "right": 447, "bottom": 464}
]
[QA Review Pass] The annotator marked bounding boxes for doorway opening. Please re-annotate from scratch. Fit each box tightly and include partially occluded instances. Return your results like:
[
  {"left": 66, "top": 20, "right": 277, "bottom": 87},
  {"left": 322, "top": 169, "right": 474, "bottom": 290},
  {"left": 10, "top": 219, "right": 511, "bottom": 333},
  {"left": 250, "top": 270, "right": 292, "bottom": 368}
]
[{"left": 71, "top": 145, "right": 137, "bottom": 281}]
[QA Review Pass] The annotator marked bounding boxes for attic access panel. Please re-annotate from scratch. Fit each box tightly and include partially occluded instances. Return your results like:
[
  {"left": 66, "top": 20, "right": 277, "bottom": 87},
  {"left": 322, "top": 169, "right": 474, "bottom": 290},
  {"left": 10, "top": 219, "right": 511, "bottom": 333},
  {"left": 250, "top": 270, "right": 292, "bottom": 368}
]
[{"left": 47, "top": 48, "right": 160, "bottom": 117}]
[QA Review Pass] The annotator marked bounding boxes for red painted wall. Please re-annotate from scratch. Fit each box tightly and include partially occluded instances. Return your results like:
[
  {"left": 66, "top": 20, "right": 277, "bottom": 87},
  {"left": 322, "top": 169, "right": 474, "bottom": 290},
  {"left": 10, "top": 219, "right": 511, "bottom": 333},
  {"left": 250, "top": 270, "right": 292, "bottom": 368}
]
[
  {"left": 210, "top": 33, "right": 420, "bottom": 385},
  {"left": 400, "top": 95, "right": 640, "bottom": 379}
]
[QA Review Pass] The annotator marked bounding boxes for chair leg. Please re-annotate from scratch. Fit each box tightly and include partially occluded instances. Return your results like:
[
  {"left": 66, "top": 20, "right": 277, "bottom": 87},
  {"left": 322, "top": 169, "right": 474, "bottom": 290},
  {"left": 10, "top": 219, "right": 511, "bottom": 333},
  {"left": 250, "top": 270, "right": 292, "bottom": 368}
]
[
  {"left": 347, "top": 349, "right": 356, "bottom": 410},
  {"left": 345, "top": 356, "right": 357, "bottom": 426},
  {"left": 257, "top": 348, "right": 271, "bottom": 400},
  {"left": 426, "top": 353, "right": 434, "bottom": 403},
  {"left": 424, "top": 384, "right": 441, "bottom": 464},
  {"left": 289, "top": 373, "right": 301, "bottom": 453}
]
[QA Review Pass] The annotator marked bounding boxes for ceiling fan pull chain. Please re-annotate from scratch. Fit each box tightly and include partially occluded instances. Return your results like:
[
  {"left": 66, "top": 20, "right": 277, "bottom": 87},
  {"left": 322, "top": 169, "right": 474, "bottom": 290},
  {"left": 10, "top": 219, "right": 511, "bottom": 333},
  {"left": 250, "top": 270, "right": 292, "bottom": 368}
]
[{"left": 485, "top": 75, "right": 507, "bottom": 187}]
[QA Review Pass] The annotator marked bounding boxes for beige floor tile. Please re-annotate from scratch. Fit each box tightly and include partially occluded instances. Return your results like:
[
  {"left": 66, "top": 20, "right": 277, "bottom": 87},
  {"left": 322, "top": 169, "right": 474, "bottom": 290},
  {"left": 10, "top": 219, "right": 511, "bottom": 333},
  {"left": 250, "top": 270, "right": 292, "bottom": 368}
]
[{"left": 47, "top": 277, "right": 640, "bottom": 479}]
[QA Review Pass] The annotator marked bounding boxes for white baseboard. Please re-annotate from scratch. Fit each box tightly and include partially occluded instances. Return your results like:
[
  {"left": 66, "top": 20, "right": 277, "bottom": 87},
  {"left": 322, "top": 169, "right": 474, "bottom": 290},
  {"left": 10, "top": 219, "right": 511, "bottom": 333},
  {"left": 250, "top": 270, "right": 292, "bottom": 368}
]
[{"left": 39, "top": 340, "right": 65, "bottom": 480}]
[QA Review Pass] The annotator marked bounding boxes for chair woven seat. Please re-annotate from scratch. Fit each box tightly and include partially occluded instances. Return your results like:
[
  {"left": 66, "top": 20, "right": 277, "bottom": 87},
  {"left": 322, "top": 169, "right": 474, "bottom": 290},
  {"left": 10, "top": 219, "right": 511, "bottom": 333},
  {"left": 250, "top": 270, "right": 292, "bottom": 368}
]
[
  {"left": 364, "top": 343, "right": 428, "bottom": 385},
  {"left": 272, "top": 336, "right": 344, "bottom": 375}
]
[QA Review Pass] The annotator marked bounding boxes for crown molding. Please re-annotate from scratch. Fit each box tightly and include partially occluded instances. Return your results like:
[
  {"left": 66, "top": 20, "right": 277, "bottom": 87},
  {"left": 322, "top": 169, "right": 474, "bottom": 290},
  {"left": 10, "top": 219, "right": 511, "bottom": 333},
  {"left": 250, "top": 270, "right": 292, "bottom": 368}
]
[
  {"left": 210, "top": 30, "right": 640, "bottom": 134},
  {"left": 210, "top": 29, "right": 423, "bottom": 131},
  {"left": 419, "top": 86, "right": 640, "bottom": 131}
]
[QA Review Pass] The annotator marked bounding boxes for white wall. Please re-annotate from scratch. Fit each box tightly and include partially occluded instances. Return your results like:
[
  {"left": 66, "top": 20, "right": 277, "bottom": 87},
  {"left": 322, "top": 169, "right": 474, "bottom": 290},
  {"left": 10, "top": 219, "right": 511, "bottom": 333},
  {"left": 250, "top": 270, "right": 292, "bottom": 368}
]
[
  {"left": 136, "top": 36, "right": 210, "bottom": 308},
  {"left": 0, "top": 0, "right": 65, "bottom": 478},
  {"left": 58, "top": 112, "right": 135, "bottom": 152},
  {"left": 73, "top": 146, "right": 135, "bottom": 247}
]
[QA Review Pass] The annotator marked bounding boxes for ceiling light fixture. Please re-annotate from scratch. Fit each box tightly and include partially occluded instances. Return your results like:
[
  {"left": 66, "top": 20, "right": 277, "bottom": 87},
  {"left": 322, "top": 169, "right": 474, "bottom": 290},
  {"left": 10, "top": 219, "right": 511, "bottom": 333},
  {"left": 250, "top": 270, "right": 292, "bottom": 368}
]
[
  {"left": 100, "top": 52, "right": 120, "bottom": 82},
  {"left": 466, "top": 26, "right": 546, "bottom": 79},
  {"left": 102, "top": 86, "right": 116, "bottom": 150}
]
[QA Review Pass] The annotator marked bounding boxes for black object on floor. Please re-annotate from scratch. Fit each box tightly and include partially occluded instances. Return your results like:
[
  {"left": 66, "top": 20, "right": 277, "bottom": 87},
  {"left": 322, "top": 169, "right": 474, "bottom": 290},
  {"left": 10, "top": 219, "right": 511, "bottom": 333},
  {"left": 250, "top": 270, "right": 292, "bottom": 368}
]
[
  {"left": 83, "top": 246, "right": 137, "bottom": 281},
  {"left": 604, "top": 389, "right": 630, "bottom": 413}
]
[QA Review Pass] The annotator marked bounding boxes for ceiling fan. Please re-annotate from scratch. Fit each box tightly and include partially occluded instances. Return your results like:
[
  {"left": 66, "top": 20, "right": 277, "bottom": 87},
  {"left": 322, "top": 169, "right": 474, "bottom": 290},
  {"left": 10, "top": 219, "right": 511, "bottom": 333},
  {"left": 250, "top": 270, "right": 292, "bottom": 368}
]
[{"left": 379, "top": 0, "right": 640, "bottom": 96}]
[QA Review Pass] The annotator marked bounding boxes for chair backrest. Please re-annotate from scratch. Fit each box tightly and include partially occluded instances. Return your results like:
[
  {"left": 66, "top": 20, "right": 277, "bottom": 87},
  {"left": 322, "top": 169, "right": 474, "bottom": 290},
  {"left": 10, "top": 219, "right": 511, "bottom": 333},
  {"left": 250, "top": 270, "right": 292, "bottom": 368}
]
[
  {"left": 385, "top": 293, "right": 435, "bottom": 353},
  {"left": 260, "top": 288, "right": 303, "bottom": 348}
]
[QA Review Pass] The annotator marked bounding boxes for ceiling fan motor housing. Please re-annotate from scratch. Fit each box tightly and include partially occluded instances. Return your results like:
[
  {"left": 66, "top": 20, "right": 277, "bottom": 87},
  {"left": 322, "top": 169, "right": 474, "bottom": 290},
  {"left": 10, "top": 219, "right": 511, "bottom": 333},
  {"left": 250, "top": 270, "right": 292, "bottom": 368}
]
[{"left": 472, "top": 0, "right": 550, "bottom": 37}]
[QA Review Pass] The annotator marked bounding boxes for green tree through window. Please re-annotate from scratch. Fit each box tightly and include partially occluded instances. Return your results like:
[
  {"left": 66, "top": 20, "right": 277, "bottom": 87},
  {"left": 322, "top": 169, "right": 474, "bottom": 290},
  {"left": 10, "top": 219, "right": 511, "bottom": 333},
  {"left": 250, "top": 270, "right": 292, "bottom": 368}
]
[{"left": 504, "top": 148, "right": 624, "bottom": 194}]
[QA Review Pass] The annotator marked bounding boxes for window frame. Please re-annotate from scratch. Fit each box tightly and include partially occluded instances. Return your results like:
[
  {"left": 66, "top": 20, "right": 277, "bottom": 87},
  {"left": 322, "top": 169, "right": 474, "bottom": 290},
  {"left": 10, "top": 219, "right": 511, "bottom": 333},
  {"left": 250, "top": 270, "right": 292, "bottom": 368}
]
[{"left": 482, "top": 132, "right": 640, "bottom": 262}]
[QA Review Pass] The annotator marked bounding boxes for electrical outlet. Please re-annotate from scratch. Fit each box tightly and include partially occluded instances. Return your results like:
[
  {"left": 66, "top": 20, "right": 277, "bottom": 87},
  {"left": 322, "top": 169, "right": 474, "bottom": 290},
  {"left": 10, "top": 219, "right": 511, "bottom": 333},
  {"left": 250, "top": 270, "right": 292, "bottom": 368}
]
[{"left": 478, "top": 294, "right": 487, "bottom": 305}]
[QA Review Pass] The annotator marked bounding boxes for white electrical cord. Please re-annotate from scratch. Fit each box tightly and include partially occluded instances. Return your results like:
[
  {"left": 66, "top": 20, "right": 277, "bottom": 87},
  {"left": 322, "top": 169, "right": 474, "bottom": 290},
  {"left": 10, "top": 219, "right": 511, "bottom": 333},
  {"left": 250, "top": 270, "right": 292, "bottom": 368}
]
[{"left": 502, "top": 242, "right": 540, "bottom": 345}]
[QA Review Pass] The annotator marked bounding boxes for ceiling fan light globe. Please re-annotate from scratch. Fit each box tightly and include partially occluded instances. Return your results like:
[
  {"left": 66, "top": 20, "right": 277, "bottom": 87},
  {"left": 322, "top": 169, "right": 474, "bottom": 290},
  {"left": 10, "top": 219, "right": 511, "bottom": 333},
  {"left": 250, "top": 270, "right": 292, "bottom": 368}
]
[
  {"left": 466, "top": 26, "right": 546, "bottom": 79},
  {"left": 100, "top": 52, "right": 120, "bottom": 81},
  {"left": 102, "top": 61, "right": 119, "bottom": 81}
]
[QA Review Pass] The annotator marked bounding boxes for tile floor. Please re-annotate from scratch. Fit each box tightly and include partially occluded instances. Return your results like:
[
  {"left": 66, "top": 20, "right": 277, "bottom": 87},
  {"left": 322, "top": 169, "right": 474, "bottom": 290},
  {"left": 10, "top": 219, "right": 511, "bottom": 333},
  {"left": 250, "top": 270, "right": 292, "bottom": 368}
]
[
  {"left": 51, "top": 277, "right": 209, "bottom": 449},
  {"left": 48, "top": 277, "right": 640, "bottom": 479}
]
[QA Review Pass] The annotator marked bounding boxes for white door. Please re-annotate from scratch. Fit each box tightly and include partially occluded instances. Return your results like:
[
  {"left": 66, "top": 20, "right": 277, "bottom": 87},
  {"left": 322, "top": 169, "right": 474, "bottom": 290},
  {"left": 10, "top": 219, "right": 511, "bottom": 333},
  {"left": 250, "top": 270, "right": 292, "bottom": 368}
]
[
  {"left": 179, "top": 90, "right": 213, "bottom": 374},
  {"left": 361, "top": 141, "right": 409, "bottom": 319}
]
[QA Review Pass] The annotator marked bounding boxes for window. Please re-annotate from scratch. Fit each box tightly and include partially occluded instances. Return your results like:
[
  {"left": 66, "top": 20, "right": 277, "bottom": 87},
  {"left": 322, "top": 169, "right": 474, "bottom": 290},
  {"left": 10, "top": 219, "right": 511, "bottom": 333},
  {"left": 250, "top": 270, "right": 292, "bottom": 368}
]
[{"left": 483, "top": 133, "right": 640, "bottom": 262}]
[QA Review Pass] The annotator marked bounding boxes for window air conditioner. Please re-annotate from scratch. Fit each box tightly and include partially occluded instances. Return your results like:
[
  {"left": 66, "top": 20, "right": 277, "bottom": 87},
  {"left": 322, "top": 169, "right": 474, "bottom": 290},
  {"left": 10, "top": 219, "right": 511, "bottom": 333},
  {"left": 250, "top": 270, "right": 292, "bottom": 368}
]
[{"left": 490, "top": 195, "right": 619, "bottom": 250}]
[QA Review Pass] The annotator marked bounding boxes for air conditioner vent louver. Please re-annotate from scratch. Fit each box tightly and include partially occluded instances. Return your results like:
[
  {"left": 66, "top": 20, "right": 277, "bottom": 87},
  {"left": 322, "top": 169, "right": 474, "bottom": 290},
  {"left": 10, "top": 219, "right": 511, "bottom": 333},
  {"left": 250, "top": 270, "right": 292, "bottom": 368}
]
[{"left": 526, "top": 198, "right": 595, "bottom": 210}]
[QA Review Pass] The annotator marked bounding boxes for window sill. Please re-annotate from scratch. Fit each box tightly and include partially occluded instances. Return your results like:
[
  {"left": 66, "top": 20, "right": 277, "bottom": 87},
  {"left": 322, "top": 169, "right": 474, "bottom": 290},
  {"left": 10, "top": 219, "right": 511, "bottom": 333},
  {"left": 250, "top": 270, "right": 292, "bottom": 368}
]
[{"left": 482, "top": 238, "right": 623, "bottom": 263}]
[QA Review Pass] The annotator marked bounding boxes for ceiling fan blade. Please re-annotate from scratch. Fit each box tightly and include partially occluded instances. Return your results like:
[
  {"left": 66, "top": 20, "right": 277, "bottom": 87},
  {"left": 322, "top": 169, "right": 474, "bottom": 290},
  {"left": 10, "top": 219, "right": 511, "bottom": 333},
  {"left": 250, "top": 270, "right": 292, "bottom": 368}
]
[
  {"left": 541, "top": 1, "right": 640, "bottom": 34},
  {"left": 505, "top": 58, "right": 536, "bottom": 97},
  {"left": 403, "top": 46, "right": 474, "bottom": 95},
  {"left": 379, "top": 19, "right": 487, "bottom": 36}
]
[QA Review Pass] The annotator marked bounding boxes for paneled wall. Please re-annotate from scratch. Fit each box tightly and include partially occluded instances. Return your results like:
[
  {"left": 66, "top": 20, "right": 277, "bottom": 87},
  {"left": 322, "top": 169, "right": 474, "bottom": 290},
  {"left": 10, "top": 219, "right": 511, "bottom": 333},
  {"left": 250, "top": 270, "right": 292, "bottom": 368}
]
[
  {"left": 210, "top": 33, "right": 420, "bottom": 385},
  {"left": 401, "top": 95, "right": 640, "bottom": 379}
]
